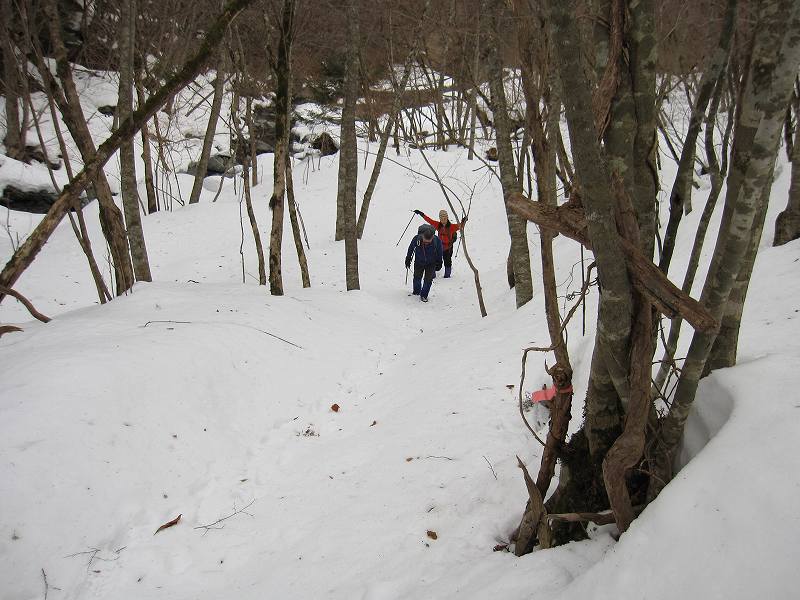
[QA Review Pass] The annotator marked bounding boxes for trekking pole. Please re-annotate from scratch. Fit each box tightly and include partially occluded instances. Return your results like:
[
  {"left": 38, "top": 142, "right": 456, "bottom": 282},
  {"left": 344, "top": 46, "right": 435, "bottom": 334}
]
[{"left": 395, "top": 212, "right": 416, "bottom": 246}]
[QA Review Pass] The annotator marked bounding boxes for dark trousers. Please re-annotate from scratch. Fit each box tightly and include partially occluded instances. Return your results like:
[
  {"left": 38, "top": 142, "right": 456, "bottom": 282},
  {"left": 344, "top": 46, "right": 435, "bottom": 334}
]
[
  {"left": 443, "top": 247, "right": 453, "bottom": 268},
  {"left": 412, "top": 263, "right": 436, "bottom": 298},
  {"left": 443, "top": 247, "right": 453, "bottom": 277}
]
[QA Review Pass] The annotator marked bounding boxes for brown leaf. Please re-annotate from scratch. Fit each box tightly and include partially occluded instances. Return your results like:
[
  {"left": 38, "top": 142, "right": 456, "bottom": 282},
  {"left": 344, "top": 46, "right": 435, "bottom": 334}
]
[
  {"left": 406, "top": 457, "right": 414, "bottom": 462},
  {"left": 426, "top": 530, "right": 438, "bottom": 540},
  {"left": 330, "top": 403, "right": 340, "bottom": 412},
  {"left": 154, "top": 514, "right": 181, "bottom": 535},
  {"left": 370, "top": 420, "right": 377, "bottom": 426}
]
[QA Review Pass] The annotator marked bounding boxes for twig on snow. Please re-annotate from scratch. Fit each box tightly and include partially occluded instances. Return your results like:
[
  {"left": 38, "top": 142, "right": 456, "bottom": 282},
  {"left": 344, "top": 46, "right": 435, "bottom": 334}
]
[
  {"left": 483, "top": 455, "right": 498, "bottom": 480},
  {"left": 194, "top": 499, "right": 255, "bottom": 535}
]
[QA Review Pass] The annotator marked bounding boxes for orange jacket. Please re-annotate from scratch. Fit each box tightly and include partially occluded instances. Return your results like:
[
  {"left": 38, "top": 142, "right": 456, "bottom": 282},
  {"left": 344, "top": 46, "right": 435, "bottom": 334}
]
[{"left": 422, "top": 214, "right": 461, "bottom": 250}]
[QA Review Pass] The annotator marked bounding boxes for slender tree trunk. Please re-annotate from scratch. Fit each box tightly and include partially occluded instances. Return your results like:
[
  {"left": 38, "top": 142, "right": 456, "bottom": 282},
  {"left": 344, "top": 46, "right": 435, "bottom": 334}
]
[
  {"left": 248, "top": 97, "right": 258, "bottom": 188},
  {"left": 655, "top": 0, "right": 800, "bottom": 495},
  {"left": 28, "top": 88, "right": 111, "bottom": 304},
  {"left": 1, "top": 1, "right": 25, "bottom": 161},
  {"left": 286, "top": 158, "right": 310, "bottom": 287},
  {"left": 467, "top": 27, "right": 480, "bottom": 161},
  {"left": 40, "top": 0, "right": 134, "bottom": 295},
  {"left": 706, "top": 174, "right": 772, "bottom": 370},
  {"left": 117, "top": 0, "right": 152, "bottom": 282},
  {"left": 659, "top": 0, "right": 738, "bottom": 274},
  {"left": 136, "top": 79, "right": 159, "bottom": 213},
  {"left": 654, "top": 68, "right": 732, "bottom": 395},
  {"left": 484, "top": 0, "right": 533, "bottom": 307},
  {"left": 774, "top": 101, "right": 800, "bottom": 245},
  {"left": 189, "top": 54, "right": 226, "bottom": 205},
  {"left": 268, "top": 0, "right": 295, "bottom": 296},
  {"left": 340, "top": 0, "right": 360, "bottom": 290},
  {"left": 231, "top": 88, "right": 267, "bottom": 285}
]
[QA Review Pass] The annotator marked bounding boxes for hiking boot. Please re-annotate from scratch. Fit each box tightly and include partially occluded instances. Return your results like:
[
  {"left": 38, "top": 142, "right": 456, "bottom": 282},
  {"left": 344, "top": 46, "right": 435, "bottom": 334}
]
[{"left": 420, "top": 296, "right": 429, "bottom": 303}]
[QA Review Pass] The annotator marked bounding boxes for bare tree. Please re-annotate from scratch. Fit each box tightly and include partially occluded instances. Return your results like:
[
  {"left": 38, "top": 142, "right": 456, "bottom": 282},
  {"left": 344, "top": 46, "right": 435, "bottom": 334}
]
[
  {"left": 266, "top": 0, "right": 296, "bottom": 296},
  {"left": 117, "top": 0, "right": 152, "bottom": 282},
  {"left": 188, "top": 54, "right": 227, "bottom": 205},
  {"left": 483, "top": 0, "right": 533, "bottom": 308},
  {"left": 338, "top": 0, "right": 360, "bottom": 290},
  {"left": 654, "top": 0, "right": 800, "bottom": 497}
]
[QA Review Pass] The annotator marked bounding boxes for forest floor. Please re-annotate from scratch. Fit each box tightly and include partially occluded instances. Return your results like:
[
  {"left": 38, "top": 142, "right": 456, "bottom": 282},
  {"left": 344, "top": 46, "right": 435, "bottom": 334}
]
[{"left": 1, "top": 70, "right": 799, "bottom": 599}]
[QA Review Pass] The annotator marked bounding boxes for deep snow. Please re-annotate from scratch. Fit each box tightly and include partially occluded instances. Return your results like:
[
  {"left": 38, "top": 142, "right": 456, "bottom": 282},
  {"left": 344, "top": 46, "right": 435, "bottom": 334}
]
[{"left": 1, "top": 67, "right": 799, "bottom": 600}]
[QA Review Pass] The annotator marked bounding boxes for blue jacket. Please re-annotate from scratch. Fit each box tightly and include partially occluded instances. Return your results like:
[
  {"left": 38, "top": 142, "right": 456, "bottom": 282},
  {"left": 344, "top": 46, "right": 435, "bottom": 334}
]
[{"left": 406, "top": 234, "right": 443, "bottom": 267}]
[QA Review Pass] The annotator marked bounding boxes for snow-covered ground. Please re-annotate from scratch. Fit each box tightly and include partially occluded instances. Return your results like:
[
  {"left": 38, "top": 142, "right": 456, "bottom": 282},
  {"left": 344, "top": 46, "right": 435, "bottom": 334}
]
[{"left": 1, "top": 68, "right": 799, "bottom": 600}]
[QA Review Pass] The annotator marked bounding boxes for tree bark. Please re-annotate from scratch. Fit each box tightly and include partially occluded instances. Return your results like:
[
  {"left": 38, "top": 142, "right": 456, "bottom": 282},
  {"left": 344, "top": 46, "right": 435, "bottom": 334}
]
[
  {"left": 136, "top": 79, "right": 159, "bottom": 214},
  {"left": 339, "top": 0, "right": 360, "bottom": 290},
  {"left": 189, "top": 54, "right": 226, "bottom": 205},
  {"left": 0, "top": 0, "right": 255, "bottom": 298},
  {"left": 545, "top": 0, "right": 635, "bottom": 448},
  {"left": 773, "top": 98, "right": 800, "bottom": 245},
  {"left": 286, "top": 158, "right": 310, "bottom": 287},
  {"left": 1, "top": 0, "right": 25, "bottom": 161},
  {"left": 655, "top": 0, "right": 800, "bottom": 495},
  {"left": 484, "top": 0, "right": 533, "bottom": 308},
  {"left": 268, "top": 0, "right": 296, "bottom": 296},
  {"left": 117, "top": 0, "right": 152, "bottom": 282},
  {"left": 706, "top": 174, "right": 772, "bottom": 371}
]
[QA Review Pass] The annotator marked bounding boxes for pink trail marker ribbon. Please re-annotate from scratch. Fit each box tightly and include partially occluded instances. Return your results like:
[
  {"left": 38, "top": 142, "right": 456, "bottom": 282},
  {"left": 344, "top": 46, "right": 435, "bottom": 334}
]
[{"left": 530, "top": 384, "right": 574, "bottom": 403}]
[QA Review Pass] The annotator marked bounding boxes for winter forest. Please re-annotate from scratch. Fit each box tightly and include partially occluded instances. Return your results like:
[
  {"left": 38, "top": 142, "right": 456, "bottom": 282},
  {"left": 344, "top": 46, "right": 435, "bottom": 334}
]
[{"left": 1, "top": 0, "right": 799, "bottom": 598}]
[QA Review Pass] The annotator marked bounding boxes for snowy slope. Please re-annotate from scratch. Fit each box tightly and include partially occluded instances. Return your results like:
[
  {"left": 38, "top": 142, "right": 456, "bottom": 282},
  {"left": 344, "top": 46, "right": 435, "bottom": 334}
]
[{"left": 1, "top": 68, "right": 799, "bottom": 600}]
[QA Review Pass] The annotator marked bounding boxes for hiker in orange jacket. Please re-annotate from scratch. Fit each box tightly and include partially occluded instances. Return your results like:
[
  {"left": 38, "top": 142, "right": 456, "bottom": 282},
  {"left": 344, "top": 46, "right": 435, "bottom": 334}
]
[{"left": 413, "top": 209, "right": 466, "bottom": 278}]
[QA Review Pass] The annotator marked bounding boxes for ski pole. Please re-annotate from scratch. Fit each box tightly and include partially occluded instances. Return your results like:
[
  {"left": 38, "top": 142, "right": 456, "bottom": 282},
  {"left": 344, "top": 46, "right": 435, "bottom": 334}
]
[{"left": 395, "top": 212, "right": 416, "bottom": 246}]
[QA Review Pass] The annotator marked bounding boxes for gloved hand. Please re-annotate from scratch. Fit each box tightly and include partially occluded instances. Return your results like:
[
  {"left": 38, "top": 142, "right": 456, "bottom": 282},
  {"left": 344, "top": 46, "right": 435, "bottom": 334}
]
[
  {"left": 461, "top": 215, "right": 468, "bottom": 224},
  {"left": 405, "top": 256, "right": 412, "bottom": 269},
  {"left": 435, "top": 262, "right": 443, "bottom": 271},
  {"left": 414, "top": 209, "right": 423, "bottom": 216}
]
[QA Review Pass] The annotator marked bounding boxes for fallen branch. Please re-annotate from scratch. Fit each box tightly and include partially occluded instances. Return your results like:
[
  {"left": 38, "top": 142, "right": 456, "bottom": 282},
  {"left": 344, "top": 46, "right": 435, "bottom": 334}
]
[
  {"left": 0, "top": 325, "right": 23, "bottom": 337},
  {"left": 0, "top": 285, "right": 51, "bottom": 322},
  {"left": 508, "top": 193, "right": 717, "bottom": 332}
]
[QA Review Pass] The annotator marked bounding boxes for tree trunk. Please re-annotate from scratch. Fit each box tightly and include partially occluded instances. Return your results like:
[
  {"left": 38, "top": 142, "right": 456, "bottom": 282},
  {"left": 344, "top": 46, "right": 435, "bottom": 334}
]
[
  {"left": 484, "top": 0, "right": 533, "bottom": 307},
  {"left": 136, "top": 79, "right": 159, "bottom": 214},
  {"left": 40, "top": 0, "right": 134, "bottom": 295},
  {"left": 189, "top": 54, "right": 226, "bottom": 205},
  {"left": 340, "top": 0, "right": 360, "bottom": 290},
  {"left": 773, "top": 101, "right": 800, "bottom": 245},
  {"left": 286, "top": 158, "right": 310, "bottom": 287},
  {"left": 546, "top": 0, "right": 635, "bottom": 443},
  {"left": 706, "top": 174, "right": 772, "bottom": 371},
  {"left": 655, "top": 0, "right": 800, "bottom": 495},
  {"left": 117, "top": 0, "right": 152, "bottom": 282},
  {"left": 268, "top": 0, "right": 295, "bottom": 296},
  {"left": 231, "top": 88, "right": 267, "bottom": 285},
  {"left": 1, "top": 1, "right": 25, "bottom": 161}
]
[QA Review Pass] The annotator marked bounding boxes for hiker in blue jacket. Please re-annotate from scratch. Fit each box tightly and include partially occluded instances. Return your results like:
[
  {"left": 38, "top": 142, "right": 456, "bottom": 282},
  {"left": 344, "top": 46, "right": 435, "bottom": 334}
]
[{"left": 405, "top": 224, "right": 443, "bottom": 302}]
